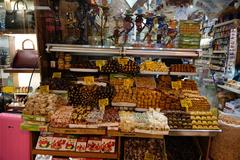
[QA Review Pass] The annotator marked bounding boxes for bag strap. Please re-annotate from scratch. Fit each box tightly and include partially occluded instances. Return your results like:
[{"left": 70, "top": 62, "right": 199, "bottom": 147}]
[
  {"left": 22, "top": 39, "right": 35, "bottom": 50},
  {"left": 13, "top": 0, "right": 28, "bottom": 11}
]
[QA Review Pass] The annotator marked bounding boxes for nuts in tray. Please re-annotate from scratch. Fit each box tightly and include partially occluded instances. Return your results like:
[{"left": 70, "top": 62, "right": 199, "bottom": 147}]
[
  {"left": 140, "top": 61, "right": 169, "bottom": 72},
  {"left": 120, "top": 60, "right": 140, "bottom": 74},
  {"left": 68, "top": 84, "right": 98, "bottom": 107},
  {"left": 101, "top": 59, "right": 121, "bottom": 73},
  {"left": 170, "top": 64, "right": 196, "bottom": 72},
  {"left": 50, "top": 106, "right": 74, "bottom": 128},
  {"left": 70, "top": 107, "right": 92, "bottom": 124},
  {"left": 68, "top": 84, "right": 115, "bottom": 107},
  {"left": 103, "top": 108, "right": 120, "bottom": 123}
]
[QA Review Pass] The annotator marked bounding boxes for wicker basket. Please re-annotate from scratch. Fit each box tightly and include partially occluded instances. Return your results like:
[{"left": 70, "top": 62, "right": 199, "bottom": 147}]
[{"left": 210, "top": 120, "right": 240, "bottom": 160}]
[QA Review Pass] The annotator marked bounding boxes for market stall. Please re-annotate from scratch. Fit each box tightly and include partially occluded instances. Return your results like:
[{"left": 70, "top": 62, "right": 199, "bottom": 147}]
[{"left": 6, "top": 0, "right": 240, "bottom": 160}]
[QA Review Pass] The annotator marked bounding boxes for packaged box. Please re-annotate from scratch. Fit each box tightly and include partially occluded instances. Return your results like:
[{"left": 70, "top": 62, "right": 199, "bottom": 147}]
[
  {"left": 50, "top": 134, "right": 67, "bottom": 150},
  {"left": 20, "top": 122, "right": 48, "bottom": 132},
  {"left": 86, "top": 138, "right": 102, "bottom": 152},
  {"left": 22, "top": 114, "right": 48, "bottom": 122},
  {"left": 64, "top": 136, "right": 77, "bottom": 151},
  {"left": 101, "top": 138, "right": 116, "bottom": 153},
  {"left": 36, "top": 132, "right": 53, "bottom": 150},
  {"left": 69, "top": 158, "right": 103, "bottom": 160},
  {"left": 76, "top": 137, "right": 88, "bottom": 152},
  {"left": 35, "top": 155, "right": 52, "bottom": 160}
]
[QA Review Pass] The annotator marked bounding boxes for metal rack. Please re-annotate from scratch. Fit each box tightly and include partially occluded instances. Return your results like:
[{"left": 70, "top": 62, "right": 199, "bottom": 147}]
[{"left": 46, "top": 44, "right": 200, "bottom": 58}]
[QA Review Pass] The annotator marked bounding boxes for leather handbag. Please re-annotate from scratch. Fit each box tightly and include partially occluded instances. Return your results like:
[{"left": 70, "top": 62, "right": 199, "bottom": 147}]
[
  {"left": 5, "top": 0, "right": 34, "bottom": 32},
  {"left": 12, "top": 39, "right": 39, "bottom": 68}
]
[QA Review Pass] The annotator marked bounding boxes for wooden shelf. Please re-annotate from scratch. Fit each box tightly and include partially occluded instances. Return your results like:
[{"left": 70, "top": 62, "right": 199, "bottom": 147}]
[
  {"left": 70, "top": 68, "right": 98, "bottom": 73},
  {"left": 49, "top": 127, "right": 106, "bottom": 135},
  {"left": 107, "top": 130, "right": 164, "bottom": 139},
  {"left": 170, "top": 72, "right": 197, "bottom": 76},
  {"left": 169, "top": 129, "right": 222, "bottom": 137},
  {"left": 3, "top": 68, "right": 40, "bottom": 73},
  {"left": 212, "top": 50, "right": 227, "bottom": 54},
  {"left": 214, "top": 19, "right": 239, "bottom": 28},
  {"left": 32, "top": 149, "right": 118, "bottom": 159},
  {"left": 140, "top": 71, "right": 169, "bottom": 75},
  {"left": 14, "top": 93, "right": 28, "bottom": 96},
  {"left": 218, "top": 85, "right": 240, "bottom": 94}
]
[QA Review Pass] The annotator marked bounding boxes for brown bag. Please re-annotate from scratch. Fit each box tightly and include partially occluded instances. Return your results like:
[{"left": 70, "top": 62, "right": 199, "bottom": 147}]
[{"left": 12, "top": 39, "right": 39, "bottom": 68}]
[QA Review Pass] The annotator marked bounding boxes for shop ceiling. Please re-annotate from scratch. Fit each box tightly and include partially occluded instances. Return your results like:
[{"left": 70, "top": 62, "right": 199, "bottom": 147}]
[{"left": 112, "top": 0, "right": 235, "bottom": 19}]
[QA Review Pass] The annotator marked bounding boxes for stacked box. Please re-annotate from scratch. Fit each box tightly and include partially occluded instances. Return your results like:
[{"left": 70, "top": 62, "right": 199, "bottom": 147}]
[{"left": 178, "top": 21, "right": 201, "bottom": 49}]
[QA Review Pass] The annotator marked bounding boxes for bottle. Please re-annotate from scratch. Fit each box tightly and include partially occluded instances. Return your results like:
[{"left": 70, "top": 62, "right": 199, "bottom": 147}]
[{"left": 50, "top": 53, "right": 56, "bottom": 69}]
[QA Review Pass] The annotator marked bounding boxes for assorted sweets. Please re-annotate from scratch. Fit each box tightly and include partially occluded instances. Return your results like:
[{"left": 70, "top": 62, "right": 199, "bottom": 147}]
[
  {"left": 68, "top": 84, "right": 115, "bottom": 107},
  {"left": 50, "top": 106, "right": 74, "bottom": 128},
  {"left": 70, "top": 107, "right": 92, "bottom": 124},
  {"left": 190, "top": 111, "right": 219, "bottom": 130},
  {"left": 100, "top": 59, "right": 140, "bottom": 74},
  {"left": 46, "top": 78, "right": 72, "bottom": 91},
  {"left": 164, "top": 111, "right": 219, "bottom": 130},
  {"left": 102, "top": 108, "right": 120, "bottom": 125},
  {"left": 170, "top": 64, "right": 196, "bottom": 73},
  {"left": 119, "top": 109, "right": 170, "bottom": 133},
  {"left": 164, "top": 111, "right": 192, "bottom": 129},
  {"left": 112, "top": 86, "right": 137, "bottom": 104},
  {"left": 135, "top": 77, "right": 156, "bottom": 89},
  {"left": 120, "top": 60, "right": 140, "bottom": 74},
  {"left": 68, "top": 58, "right": 196, "bottom": 74},
  {"left": 124, "top": 138, "right": 166, "bottom": 160},
  {"left": 166, "top": 137, "right": 202, "bottom": 160},
  {"left": 101, "top": 59, "right": 121, "bottom": 73},
  {"left": 23, "top": 55, "right": 220, "bottom": 134},
  {"left": 140, "top": 61, "right": 169, "bottom": 72},
  {"left": 136, "top": 88, "right": 162, "bottom": 109},
  {"left": 23, "top": 93, "right": 67, "bottom": 118}
]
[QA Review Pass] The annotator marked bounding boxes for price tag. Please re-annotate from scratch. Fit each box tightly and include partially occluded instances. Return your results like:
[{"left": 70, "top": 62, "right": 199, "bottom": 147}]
[
  {"left": 123, "top": 79, "right": 134, "bottom": 88},
  {"left": 181, "top": 98, "right": 192, "bottom": 112},
  {"left": 144, "top": 153, "right": 155, "bottom": 160},
  {"left": 52, "top": 72, "right": 62, "bottom": 78},
  {"left": 40, "top": 85, "right": 49, "bottom": 93},
  {"left": 96, "top": 60, "right": 106, "bottom": 71},
  {"left": 99, "top": 98, "right": 109, "bottom": 112},
  {"left": 84, "top": 76, "right": 95, "bottom": 85},
  {"left": 171, "top": 81, "right": 182, "bottom": 90},
  {"left": 2, "top": 86, "right": 15, "bottom": 93},
  {"left": 118, "top": 58, "right": 129, "bottom": 65}
]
